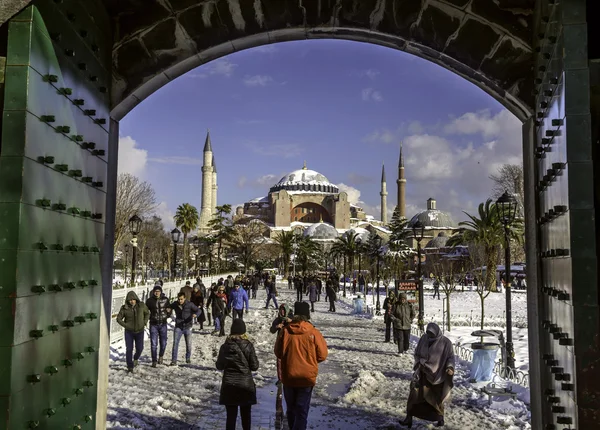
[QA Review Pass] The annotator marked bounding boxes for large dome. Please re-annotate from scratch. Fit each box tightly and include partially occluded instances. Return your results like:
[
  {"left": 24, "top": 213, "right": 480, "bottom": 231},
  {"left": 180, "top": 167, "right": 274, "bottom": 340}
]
[
  {"left": 407, "top": 198, "right": 458, "bottom": 229},
  {"left": 269, "top": 165, "right": 339, "bottom": 194},
  {"left": 303, "top": 222, "right": 339, "bottom": 240}
]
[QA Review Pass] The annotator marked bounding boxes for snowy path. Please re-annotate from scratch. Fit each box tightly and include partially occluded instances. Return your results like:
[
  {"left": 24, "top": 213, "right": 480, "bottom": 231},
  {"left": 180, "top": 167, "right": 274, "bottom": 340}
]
[{"left": 107, "top": 284, "right": 531, "bottom": 429}]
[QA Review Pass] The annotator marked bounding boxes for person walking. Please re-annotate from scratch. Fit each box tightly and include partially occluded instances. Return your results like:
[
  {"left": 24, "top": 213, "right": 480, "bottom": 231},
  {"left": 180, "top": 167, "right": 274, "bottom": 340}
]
[
  {"left": 308, "top": 281, "right": 318, "bottom": 313},
  {"left": 214, "top": 286, "right": 229, "bottom": 336},
  {"left": 216, "top": 319, "right": 259, "bottom": 430},
  {"left": 274, "top": 302, "right": 328, "bottom": 430},
  {"left": 383, "top": 291, "right": 397, "bottom": 343},
  {"left": 432, "top": 279, "right": 441, "bottom": 300},
  {"left": 170, "top": 292, "right": 200, "bottom": 365},
  {"left": 390, "top": 293, "right": 415, "bottom": 354},
  {"left": 206, "top": 283, "right": 217, "bottom": 327},
  {"left": 400, "top": 323, "right": 455, "bottom": 428},
  {"left": 325, "top": 281, "right": 336, "bottom": 312},
  {"left": 145, "top": 283, "right": 172, "bottom": 367},
  {"left": 229, "top": 283, "right": 250, "bottom": 320},
  {"left": 191, "top": 284, "right": 206, "bottom": 329},
  {"left": 180, "top": 280, "right": 194, "bottom": 301},
  {"left": 265, "top": 276, "right": 279, "bottom": 309},
  {"left": 116, "top": 291, "right": 150, "bottom": 372},
  {"left": 294, "top": 276, "right": 303, "bottom": 302}
]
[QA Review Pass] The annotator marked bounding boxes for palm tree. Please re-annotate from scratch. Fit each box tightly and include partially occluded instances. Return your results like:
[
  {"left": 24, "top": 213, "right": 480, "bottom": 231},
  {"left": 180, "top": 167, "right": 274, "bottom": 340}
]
[
  {"left": 296, "top": 235, "right": 320, "bottom": 276},
  {"left": 174, "top": 203, "right": 199, "bottom": 276},
  {"left": 274, "top": 230, "right": 296, "bottom": 279},
  {"left": 331, "top": 232, "right": 360, "bottom": 296},
  {"left": 447, "top": 199, "right": 523, "bottom": 293}
]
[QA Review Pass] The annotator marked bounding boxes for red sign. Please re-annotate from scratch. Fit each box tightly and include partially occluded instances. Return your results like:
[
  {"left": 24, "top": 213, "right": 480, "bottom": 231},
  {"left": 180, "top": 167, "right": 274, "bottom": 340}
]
[{"left": 398, "top": 281, "right": 418, "bottom": 291}]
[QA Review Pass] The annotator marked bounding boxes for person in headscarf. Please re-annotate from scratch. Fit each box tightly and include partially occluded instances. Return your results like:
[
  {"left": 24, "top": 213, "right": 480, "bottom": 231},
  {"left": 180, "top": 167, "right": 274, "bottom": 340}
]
[{"left": 400, "top": 323, "right": 455, "bottom": 428}]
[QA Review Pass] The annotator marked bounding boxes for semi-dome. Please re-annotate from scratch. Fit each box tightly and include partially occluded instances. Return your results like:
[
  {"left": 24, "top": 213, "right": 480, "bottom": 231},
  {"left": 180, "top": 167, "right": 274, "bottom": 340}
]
[
  {"left": 425, "top": 232, "right": 450, "bottom": 249},
  {"left": 303, "top": 222, "right": 339, "bottom": 240},
  {"left": 269, "top": 163, "right": 339, "bottom": 194},
  {"left": 407, "top": 198, "right": 458, "bottom": 229}
]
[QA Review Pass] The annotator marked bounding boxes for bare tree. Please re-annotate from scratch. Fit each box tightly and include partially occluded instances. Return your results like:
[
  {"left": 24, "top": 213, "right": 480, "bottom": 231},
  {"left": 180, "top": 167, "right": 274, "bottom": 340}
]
[
  {"left": 468, "top": 242, "right": 493, "bottom": 330},
  {"left": 489, "top": 164, "right": 524, "bottom": 214},
  {"left": 228, "top": 221, "right": 268, "bottom": 272},
  {"left": 429, "top": 254, "right": 466, "bottom": 332},
  {"left": 115, "top": 173, "right": 158, "bottom": 251}
]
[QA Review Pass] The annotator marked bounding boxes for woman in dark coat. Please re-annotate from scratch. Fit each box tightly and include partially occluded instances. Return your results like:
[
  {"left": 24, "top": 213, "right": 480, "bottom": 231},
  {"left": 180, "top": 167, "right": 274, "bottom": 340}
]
[
  {"left": 400, "top": 322, "right": 455, "bottom": 428},
  {"left": 216, "top": 319, "right": 259, "bottom": 430},
  {"left": 190, "top": 285, "right": 206, "bottom": 329}
]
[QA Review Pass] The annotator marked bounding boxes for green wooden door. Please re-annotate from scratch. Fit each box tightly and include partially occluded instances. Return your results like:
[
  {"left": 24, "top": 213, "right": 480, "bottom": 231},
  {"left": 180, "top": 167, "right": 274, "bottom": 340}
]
[{"left": 0, "top": 1, "right": 110, "bottom": 427}]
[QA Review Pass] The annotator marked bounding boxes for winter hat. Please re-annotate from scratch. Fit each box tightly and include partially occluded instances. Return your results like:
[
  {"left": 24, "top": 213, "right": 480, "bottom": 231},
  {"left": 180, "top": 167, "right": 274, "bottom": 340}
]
[
  {"left": 154, "top": 280, "right": 161, "bottom": 287},
  {"left": 185, "top": 281, "right": 191, "bottom": 286},
  {"left": 153, "top": 285, "right": 163, "bottom": 293},
  {"left": 294, "top": 301, "right": 311, "bottom": 319},
  {"left": 230, "top": 319, "right": 246, "bottom": 335}
]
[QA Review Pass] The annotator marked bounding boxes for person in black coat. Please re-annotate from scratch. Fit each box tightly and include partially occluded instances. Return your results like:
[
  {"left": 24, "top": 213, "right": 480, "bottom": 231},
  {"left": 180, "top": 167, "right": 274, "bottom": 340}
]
[
  {"left": 326, "top": 281, "right": 337, "bottom": 312},
  {"left": 145, "top": 284, "right": 172, "bottom": 366},
  {"left": 216, "top": 319, "right": 259, "bottom": 430}
]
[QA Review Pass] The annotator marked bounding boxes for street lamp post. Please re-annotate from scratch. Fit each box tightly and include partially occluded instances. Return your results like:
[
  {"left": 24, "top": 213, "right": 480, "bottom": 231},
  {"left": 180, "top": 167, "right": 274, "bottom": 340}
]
[
  {"left": 128, "top": 214, "right": 142, "bottom": 285},
  {"left": 496, "top": 190, "right": 518, "bottom": 372},
  {"left": 375, "top": 236, "right": 382, "bottom": 315},
  {"left": 412, "top": 220, "right": 426, "bottom": 332},
  {"left": 171, "top": 228, "right": 181, "bottom": 281},
  {"left": 144, "top": 245, "right": 149, "bottom": 282},
  {"left": 343, "top": 255, "right": 347, "bottom": 298},
  {"left": 124, "top": 244, "right": 129, "bottom": 285},
  {"left": 192, "top": 237, "right": 200, "bottom": 278},
  {"left": 357, "top": 238, "right": 363, "bottom": 293}
]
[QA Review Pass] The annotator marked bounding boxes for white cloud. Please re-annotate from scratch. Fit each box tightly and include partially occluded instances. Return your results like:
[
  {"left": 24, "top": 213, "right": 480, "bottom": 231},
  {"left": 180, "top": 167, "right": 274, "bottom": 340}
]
[
  {"left": 252, "top": 45, "right": 278, "bottom": 54},
  {"left": 238, "top": 173, "right": 281, "bottom": 189},
  {"left": 118, "top": 136, "right": 148, "bottom": 177},
  {"left": 361, "top": 108, "right": 523, "bottom": 222},
  {"left": 243, "top": 75, "right": 274, "bottom": 87},
  {"left": 336, "top": 183, "right": 362, "bottom": 205},
  {"left": 237, "top": 176, "right": 247, "bottom": 188},
  {"left": 155, "top": 202, "right": 175, "bottom": 231},
  {"left": 352, "top": 69, "right": 380, "bottom": 80},
  {"left": 189, "top": 59, "right": 237, "bottom": 78},
  {"left": 361, "top": 88, "right": 383, "bottom": 102},
  {"left": 148, "top": 156, "right": 203, "bottom": 165},
  {"left": 256, "top": 174, "right": 278, "bottom": 185}
]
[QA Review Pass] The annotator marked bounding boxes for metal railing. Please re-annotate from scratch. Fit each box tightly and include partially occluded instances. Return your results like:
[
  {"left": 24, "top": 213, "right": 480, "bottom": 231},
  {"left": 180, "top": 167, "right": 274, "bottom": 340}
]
[
  {"left": 110, "top": 272, "right": 237, "bottom": 343},
  {"left": 409, "top": 326, "right": 529, "bottom": 388}
]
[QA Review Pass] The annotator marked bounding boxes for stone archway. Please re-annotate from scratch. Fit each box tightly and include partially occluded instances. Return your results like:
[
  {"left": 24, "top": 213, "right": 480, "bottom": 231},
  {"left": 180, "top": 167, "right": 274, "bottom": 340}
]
[{"left": 0, "top": 1, "right": 599, "bottom": 430}]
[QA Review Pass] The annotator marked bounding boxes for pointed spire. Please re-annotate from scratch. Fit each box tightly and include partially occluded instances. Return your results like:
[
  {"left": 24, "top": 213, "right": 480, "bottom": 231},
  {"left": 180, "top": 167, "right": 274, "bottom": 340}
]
[
  {"left": 203, "top": 130, "right": 212, "bottom": 152},
  {"left": 398, "top": 141, "right": 404, "bottom": 167},
  {"left": 381, "top": 162, "right": 386, "bottom": 182},
  {"left": 212, "top": 155, "right": 217, "bottom": 173},
  {"left": 302, "top": 160, "right": 307, "bottom": 170}
]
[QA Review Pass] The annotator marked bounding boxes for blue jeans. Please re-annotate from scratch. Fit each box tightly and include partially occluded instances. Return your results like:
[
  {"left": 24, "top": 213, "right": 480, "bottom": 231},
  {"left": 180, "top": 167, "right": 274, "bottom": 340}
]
[
  {"left": 266, "top": 293, "right": 278, "bottom": 309},
  {"left": 214, "top": 315, "right": 221, "bottom": 331},
  {"left": 124, "top": 330, "right": 144, "bottom": 369},
  {"left": 283, "top": 386, "right": 313, "bottom": 430},
  {"left": 171, "top": 327, "right": 192, "bottom": 362},
  {"left": 149, "top": 323, "right": 168, "bottom": 362}
]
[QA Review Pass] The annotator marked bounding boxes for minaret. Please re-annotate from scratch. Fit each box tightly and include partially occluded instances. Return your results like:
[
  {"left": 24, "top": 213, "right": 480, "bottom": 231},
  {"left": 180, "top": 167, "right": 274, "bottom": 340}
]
[
  {"left": 211, "top": 155, "right": 218, "bottom": 216},
  {"left": 380, "top": 163, "right": 388, "bottom": 224},
  {"left": 396, "top": 142, "right": 406, "bottom": 218},
  {"left": 199, "top": 131, "right": 213, "bottom": 231}
]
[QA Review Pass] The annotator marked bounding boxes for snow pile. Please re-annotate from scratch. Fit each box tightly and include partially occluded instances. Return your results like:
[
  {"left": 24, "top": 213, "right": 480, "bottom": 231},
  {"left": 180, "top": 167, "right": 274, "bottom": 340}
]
[{"left": 341, "top": 370, "right": 387, "bottom": 405}]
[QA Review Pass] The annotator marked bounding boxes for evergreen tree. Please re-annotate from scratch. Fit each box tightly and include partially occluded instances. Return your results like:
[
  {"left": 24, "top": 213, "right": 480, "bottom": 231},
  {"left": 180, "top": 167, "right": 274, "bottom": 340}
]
[{"left": 208, "top": 204, "right": 234, "bottom": 272}]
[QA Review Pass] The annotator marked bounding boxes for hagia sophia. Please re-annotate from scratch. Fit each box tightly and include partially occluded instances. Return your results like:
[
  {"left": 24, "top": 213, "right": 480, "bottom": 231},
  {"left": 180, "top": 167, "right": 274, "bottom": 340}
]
[{"left": 198, "top": 132, "right": 460, "bottom": 249}]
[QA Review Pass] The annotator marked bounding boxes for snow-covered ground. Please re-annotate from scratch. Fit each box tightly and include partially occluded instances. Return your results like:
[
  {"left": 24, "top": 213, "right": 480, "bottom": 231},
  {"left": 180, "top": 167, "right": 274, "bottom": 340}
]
[{"left": 107, "top": 283, "right": 531, "bottom": 429}]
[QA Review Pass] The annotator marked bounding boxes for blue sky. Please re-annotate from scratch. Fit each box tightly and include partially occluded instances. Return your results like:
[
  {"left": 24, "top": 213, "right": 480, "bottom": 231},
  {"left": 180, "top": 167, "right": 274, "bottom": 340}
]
[{"left": 118, "top": 39, "right": 522, "bottom": 230}]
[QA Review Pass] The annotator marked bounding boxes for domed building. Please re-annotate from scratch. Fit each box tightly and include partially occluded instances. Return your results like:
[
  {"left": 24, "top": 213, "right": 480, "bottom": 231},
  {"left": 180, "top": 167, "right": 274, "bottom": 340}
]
[
  {"left": 407, "top": 198, "right": 458, "bottom": 248},
  {"left": 234, "top": 162, "right": 350, "bottom": 233}
]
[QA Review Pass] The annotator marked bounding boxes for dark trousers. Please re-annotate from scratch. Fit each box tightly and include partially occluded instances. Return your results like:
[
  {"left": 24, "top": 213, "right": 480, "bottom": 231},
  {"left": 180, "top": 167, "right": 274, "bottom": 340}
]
[
  {"left": 433, "top": 288, "right": 440, "bottom": 299},
  {"left": 283, "top": 386, "right": 313, "bottom": 430},
  {"left": 124, "top": 330, "right": 144, "bottom": 369},
  {"left": 297, "top": 290, "right": 303, "bottom": 302},
  {"left": 149, "top": 323, "right": 168, "bottom": 362},
  {"left": 328, "top": 298, "right": 336, "bottom": 312},
  {"left": 394, "top": 329, "right": 410, "bottom": 353},
  {"left": 384, "top": 319, "right": 392, "bottom": 342},
  {"left": 219, "top": 315, "right": 227, "bottom": 336},
  {"left": 233, "top": 308, "right": 244, "bottom": 320},
  {"left": 310, "top": 301, "right": 315, "bottom": 312},
  {"left": 225, "top": 405, "right": 251, "bottom": 430}
]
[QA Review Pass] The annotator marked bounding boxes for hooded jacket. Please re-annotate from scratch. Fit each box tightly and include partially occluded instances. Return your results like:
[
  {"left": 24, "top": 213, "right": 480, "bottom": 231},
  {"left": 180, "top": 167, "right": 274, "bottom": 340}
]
[
  {"left": 145, "top": 287, "right": 172, "bottom": 325},
  {"left": 274, "top": 317, "right": 328, "bottom": 387},
  {"left": 270, "top": 304, "right": 293, "bottom": 334},
  {"left": 391, "top": 293, "right": 415, "bottom": 330},
  {"left": 117, "top": 291, "right": 150, "bottom": 333},
  {"left": 216, "top": 336, "right": 259, "bottom": 406}
]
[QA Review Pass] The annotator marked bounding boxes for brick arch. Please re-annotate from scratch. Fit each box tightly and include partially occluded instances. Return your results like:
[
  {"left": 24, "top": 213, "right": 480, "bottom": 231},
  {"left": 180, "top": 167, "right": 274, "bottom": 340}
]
[
  {"left": 103, "top": 0, "right": 534, "bottom": 121},
  {"left": 0, "top": 0, "right": 535, "bottom": 120},
  {"left": 291, "top": 203, "right": 332, "bottom": 224}
]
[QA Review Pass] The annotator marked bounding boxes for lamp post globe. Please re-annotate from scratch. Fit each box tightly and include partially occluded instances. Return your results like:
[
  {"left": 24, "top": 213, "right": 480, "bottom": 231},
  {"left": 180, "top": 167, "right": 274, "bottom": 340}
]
[
  {"left": 128, "top": 214, "right": 142, "bottom": 285},
  {"left": 411, "top": 220, "right": 425, "bottom": 332},
  {"left": 496, "top": 191, "right": 517, "bottom": 372},
  {"left": 375, "top": 235, "right": 383, "bottom": 315},
  {"left": 171, "top": 228, "right": 181, "bottom": 280}
]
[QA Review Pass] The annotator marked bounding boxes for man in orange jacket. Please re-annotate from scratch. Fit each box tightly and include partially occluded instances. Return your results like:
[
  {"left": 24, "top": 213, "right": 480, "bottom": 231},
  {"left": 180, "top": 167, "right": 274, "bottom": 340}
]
[{"left": 274, "top": 301, "right": 328, "bottom": 430}]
